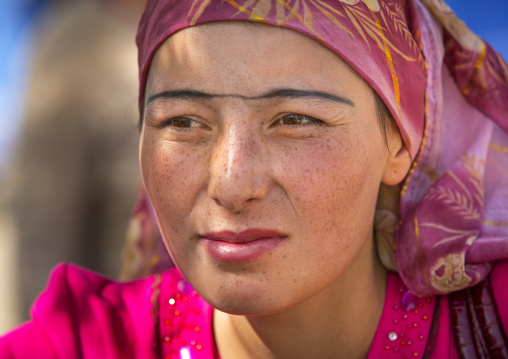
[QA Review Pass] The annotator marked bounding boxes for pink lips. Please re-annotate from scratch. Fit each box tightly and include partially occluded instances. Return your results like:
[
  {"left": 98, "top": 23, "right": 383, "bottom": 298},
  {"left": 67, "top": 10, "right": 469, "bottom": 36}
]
[{"left": 201, "top": 229, "right": 287, "bottom": 262}]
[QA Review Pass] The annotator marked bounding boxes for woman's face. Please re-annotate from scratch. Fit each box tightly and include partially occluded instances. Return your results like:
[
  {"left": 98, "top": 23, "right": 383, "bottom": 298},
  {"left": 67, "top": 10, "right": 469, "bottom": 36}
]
[{"left": 140, "top": 22, "right": 406, "bottom": 315}]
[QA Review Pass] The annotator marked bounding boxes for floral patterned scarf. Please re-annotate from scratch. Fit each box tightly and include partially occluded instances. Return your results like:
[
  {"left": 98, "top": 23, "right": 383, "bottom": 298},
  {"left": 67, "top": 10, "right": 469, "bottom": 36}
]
[{"left": 122, "top": 0, "right": 508, "bottom": 297}]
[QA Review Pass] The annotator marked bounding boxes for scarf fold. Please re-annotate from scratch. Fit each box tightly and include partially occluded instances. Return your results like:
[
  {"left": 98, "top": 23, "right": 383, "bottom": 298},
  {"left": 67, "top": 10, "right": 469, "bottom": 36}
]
[{"left": 389, "top": 0, "right": 508, "bottom": 296}]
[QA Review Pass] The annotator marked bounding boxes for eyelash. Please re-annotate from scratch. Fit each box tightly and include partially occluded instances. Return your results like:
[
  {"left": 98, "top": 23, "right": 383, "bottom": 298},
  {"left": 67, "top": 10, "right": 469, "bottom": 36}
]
[
  {"left": 159, "top": 117, "right": 209, "bottom": 131},
  {"left": 272, "top": 114, "right": 325, "bottom": 127},
  {"left": 159, "top": 114, "right": 324, "bottom": 130}
]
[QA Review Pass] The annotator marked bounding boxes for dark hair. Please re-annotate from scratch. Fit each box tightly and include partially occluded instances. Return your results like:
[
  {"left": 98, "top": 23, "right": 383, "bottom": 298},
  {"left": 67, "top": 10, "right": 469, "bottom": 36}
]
[
  {"left": 373, "top": 90, "right": 391, "bottom": 149},
  {"left": 138, "top": 101, "right": 144, "bottom": 133}
]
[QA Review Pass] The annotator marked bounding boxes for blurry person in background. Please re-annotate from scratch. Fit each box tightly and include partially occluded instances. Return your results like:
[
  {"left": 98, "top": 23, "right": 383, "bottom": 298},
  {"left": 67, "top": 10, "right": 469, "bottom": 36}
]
[{"left": 0, "top": 0, "right": 146, "bottom": 332}]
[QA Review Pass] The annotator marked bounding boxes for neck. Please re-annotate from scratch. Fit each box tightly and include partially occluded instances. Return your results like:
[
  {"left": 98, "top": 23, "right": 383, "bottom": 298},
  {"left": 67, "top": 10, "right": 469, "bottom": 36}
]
[{"left": 214, "top": 238, "right": 387, "bottom": 359}]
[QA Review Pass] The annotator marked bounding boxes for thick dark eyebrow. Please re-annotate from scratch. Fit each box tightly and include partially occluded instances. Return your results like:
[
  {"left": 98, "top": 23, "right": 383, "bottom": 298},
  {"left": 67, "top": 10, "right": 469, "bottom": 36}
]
[{"left": 145, "top": 88, "right": 355, "bottom": 107}]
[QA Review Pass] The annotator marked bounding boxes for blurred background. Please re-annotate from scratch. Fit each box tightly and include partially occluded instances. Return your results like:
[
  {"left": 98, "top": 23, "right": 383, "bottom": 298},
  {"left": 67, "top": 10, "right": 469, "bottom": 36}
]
[
  {"left": 0, "top": 0, "right": 507, "bottom": 335},
  {"left": 0, "top": 0, "right": 146, "bottom": 334}
]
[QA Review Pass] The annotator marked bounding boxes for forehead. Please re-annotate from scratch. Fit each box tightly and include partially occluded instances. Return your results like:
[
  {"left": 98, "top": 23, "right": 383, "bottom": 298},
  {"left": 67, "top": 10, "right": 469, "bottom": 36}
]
[{"left": 145, "top": 21, "right": 368, "bottom": 98}]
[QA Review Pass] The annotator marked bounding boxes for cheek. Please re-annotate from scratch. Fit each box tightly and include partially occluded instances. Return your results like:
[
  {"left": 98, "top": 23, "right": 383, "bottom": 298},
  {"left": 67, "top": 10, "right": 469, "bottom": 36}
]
[
  {"left": 279, "top": 137, "right": 361, "bottom": 209},
  {"left": 140, "top": 134, "right": 207, "bottom": 228},
  {"left": 140, "top": 135, "right": 213, "bottom": 268},
  {"left": 277, "top": 134, "right": 382, "bottom": 245}
]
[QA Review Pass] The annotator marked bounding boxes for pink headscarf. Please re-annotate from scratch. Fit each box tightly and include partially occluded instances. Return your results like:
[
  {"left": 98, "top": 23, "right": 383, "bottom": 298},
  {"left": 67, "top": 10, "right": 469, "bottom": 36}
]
[
  {"left": 136, "top": 0, "right": 426, "bottom": 158},
  {"left": 127, "top": 0, "right": 508, "bottom": 297}
]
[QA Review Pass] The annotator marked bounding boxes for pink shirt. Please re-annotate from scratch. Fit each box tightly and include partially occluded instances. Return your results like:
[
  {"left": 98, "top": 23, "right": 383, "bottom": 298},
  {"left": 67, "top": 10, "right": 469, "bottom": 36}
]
[{"left": 1, "top": 261, "right": 507, "bottom": 358}]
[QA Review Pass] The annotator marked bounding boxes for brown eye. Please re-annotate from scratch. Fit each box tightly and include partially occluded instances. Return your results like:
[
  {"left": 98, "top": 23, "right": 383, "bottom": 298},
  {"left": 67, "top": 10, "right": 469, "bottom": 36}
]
[
  {"left": 172, "top": 118, "right": 191, "bottom": 127},
  {"left": 274, "top": 114, "right": 323, "bottom": 126},
  {"left": 160, "top": 117, "right": 209, "bottom": 130},
  {"left": 282, "top": 115, "right": 305, "bottom": 125}
]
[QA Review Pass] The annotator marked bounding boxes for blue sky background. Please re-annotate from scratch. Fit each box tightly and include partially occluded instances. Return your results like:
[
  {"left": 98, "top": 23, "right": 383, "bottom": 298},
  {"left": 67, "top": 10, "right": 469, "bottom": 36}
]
[{"left": 447, "top": 0, "right": 508, "bottom": 61}]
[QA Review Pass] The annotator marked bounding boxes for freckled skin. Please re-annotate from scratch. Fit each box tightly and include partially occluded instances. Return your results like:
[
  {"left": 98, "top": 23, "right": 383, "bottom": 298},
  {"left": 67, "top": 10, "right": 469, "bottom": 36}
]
[{"left": 140, "top": 22, "right": 410, "bottom": 358}]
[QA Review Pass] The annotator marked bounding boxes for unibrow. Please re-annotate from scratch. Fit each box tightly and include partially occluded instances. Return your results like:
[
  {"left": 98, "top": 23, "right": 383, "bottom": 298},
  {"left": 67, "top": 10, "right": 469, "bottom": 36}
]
[{"left": 145, "top": 88, "right": 355, "bottom": 107}]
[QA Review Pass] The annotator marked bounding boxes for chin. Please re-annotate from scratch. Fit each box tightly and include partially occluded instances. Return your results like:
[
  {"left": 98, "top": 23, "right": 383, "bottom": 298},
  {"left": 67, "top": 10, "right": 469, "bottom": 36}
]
[
  {"left": 208, "top": 294, "right": 287, "bottom": 316},
  {"left": 195, "top": 272, "right": 296, "bottom": 316}
]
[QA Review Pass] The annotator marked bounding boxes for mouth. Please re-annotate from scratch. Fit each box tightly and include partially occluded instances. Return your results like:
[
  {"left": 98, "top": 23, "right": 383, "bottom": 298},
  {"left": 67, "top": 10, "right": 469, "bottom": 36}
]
[{"left": 200, "top": 229, "right": 287, "bottom": 262}]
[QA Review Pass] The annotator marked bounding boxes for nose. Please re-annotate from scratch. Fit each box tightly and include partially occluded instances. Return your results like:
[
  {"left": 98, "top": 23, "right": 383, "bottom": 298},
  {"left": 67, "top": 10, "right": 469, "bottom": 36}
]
[{"left": 208, "top": 126, "right": 270, "bottom": 212}]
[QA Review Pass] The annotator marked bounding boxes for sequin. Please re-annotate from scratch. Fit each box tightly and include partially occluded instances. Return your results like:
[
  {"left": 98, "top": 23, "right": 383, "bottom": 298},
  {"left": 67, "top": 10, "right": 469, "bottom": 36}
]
[
  {"left": 177, "top": 280, "right": 186, "bottom": 292},
  {"left": 196, "top": 344, "right": 202, "bottom": 350},
  {"left": 413, "top": 352, "right": 419, "bottom": 357},
  {"left": 419, "top": 335, "right": 425, "bottom": 340},
  {"left": 169, "top": 298, "right": 176, "bottom": 305},
  {"left": 388, "top": 332, "right": 398, "bottom": 341},
  {"left": 180, "top": 347, "right": 191, "bottom": 359},
  {"left": 385, "top": 346, "right": 390, "bottom": 350},
  {"left": 401, "top": 291, "right": 417, "bottom": 311},
  {"left": 422, "top": 315, "right": 428, "bottom": 320},
  {"left": 393, "top": 319, "right": 399, "bottom": 324}
]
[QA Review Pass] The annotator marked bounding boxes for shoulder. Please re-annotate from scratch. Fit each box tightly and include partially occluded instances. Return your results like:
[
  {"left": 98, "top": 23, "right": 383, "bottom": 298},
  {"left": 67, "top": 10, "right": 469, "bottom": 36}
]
[
  {"left": 427, "top": 260, "right": 508, "bottom": 359},
  {"left": 31, "top": 263, "right": 157, "bottom": 330},
  {"left": 33, "top": 263, "right": 157, "bottom": 314},
  {"left": 1, "top": 263, "right": 159, "bottom": 359}
]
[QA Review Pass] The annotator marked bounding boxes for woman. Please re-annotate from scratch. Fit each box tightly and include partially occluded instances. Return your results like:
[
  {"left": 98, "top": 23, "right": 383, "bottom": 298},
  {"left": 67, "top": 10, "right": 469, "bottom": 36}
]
[{"left": 1, "top": 0, "right": 508, "bottom": 358}]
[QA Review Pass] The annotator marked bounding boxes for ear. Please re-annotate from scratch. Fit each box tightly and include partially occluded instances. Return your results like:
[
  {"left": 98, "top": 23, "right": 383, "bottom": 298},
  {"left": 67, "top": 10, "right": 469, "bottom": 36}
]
[{"left": 382, "top": 122, "right": 412, "bottom": 186}]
